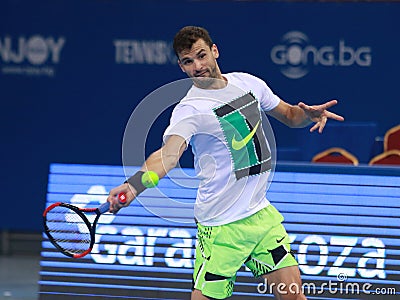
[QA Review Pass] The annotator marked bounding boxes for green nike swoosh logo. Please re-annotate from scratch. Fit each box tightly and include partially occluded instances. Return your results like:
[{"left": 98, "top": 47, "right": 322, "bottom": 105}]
[{"left": 231, "top": 121, "right": 260, "bottom": 151}]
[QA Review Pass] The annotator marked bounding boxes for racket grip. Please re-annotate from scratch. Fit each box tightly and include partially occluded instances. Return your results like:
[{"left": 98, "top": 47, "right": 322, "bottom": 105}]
[
  {"left": 98, "top": 193, "right": 127, "bottom": 214},
  {"left": 98, "top": 201, "right": 110, "bottom": 214}
]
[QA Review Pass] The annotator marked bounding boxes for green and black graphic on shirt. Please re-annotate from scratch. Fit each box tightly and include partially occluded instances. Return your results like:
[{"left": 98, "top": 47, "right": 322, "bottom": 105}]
[{"left": 213, "top": 92, "right": 271, "bottom": 180}]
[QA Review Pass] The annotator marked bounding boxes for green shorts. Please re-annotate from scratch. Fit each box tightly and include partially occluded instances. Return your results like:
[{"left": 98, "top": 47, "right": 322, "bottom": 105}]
[{"left": 192, "top": 204, "right": 298, "bottom": 299}]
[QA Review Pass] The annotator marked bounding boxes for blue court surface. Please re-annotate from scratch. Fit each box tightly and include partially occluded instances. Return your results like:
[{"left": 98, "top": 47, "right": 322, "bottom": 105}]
[{"left": 0, "top": 254, "right": 40, "bottom": 300}]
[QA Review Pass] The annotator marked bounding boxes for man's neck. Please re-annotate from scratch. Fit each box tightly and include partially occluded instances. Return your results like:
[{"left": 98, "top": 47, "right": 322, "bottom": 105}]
[{"left": 193, "top": 75, "right": 227, "bottom": 90}]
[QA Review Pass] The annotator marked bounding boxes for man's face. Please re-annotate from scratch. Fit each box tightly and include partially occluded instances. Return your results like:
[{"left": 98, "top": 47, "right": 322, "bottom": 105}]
[{"left": 177, "top": 39, "right": 221, "bottom": 88}]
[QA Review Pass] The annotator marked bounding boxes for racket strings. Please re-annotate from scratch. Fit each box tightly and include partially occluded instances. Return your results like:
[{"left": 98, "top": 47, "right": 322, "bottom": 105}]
[{"left": 45, "top": 206, "right": 92, "bottom": 255}]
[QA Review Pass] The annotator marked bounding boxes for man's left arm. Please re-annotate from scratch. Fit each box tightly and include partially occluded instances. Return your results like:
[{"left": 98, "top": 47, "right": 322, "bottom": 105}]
[{"left": 266, "top": 99, "right": 344, "bottom": 133}]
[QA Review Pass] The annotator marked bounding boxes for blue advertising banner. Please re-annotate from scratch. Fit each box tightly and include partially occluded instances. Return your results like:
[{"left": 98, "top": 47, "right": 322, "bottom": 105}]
[
  {"left": 39, "top": 163, "right": 400, "bottom": 299},
  {"left": 1, "top": 0, "right": 399, "bottom": 231}
]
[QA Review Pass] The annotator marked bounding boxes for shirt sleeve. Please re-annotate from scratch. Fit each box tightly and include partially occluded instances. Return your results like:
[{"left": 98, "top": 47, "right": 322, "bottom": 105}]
[
  {"left": 163, "top": 104, "right": 199, "bottom": 147},
  {"left": 234, "top": 72, "right": 280, "bottom": 111},
  {"left": 252, "top": 75, "right": 280, "bottom": 111}
]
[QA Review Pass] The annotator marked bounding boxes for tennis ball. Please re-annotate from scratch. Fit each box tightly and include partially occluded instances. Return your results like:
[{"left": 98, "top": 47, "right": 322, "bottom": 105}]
[{"left": 141, "top": 171, "right": 159, "bottom": 188}]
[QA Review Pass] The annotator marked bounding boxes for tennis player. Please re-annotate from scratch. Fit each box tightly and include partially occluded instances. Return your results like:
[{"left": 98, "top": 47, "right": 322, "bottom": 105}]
[{"left": 107, "top": 26, "right": 344, "bottom": 299}]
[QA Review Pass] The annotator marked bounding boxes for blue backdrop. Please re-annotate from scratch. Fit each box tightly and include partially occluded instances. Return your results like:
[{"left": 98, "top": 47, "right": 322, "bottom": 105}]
[{"left": 1, "top": 0, "right": 399, "bottom": 231}]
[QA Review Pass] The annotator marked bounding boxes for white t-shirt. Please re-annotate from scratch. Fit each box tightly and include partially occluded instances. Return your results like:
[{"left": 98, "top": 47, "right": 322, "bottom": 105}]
[{"left": 163, "top": 72, "right": 280, "bottom": 226}]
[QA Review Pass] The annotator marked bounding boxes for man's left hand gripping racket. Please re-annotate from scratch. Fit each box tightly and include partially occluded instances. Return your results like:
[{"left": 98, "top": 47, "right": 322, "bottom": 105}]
[{"left": 43, "top": 193, "right": 127, "bottom": 258}]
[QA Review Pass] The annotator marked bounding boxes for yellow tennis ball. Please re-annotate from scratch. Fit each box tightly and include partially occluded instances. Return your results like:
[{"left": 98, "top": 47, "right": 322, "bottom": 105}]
[{"left": 141, "top": 171, "right": 159, "bottom": 188}]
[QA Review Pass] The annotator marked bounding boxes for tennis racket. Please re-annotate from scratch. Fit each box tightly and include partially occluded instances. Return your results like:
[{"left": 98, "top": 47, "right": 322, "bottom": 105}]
[{"left": 43, "top": 192, "right": 127, "bottom": 258}]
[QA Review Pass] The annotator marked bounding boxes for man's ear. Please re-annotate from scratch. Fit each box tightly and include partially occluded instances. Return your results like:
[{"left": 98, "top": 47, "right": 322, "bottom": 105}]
[{"left": 212, "top": 44, "right": 219, "bottom": 59}]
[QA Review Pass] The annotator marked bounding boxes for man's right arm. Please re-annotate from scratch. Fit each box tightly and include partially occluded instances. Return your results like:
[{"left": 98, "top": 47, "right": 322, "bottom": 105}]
[
  {"left": 141, "top": 135, "right": 187, "bottom": 178},
  {"left": 107, "top": 134, "right": 187, "bottom": 213}
]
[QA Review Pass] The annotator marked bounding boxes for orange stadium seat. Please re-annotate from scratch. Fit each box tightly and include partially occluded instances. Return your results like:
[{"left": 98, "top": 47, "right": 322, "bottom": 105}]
[
  {"left": 368, "top": 149, "right": 400, "bottom": 166},
  {"left": 384, "top": 124, "right": 400, "bottom": 152},
  {"left": 312, "top": 147, "right": 359, "bottom": 165}
]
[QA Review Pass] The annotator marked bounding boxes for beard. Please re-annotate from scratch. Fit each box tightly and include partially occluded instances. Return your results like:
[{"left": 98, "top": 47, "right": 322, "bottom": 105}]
[
  {"left": 192, "top": 76, "right": 217, "bottom": 89},
  {"left": 192, "top": 67, "right": 220, "bottom": 89}
]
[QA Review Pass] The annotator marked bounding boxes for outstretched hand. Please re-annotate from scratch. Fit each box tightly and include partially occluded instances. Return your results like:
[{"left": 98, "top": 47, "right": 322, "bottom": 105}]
[{"left": 298, "top": 100, "right": 344, "bottom": 133}]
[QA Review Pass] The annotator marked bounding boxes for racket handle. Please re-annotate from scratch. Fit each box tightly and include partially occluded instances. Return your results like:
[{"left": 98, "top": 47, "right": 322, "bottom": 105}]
[
  {"left": 98, "top": 201, "right": 110, "bottom": 214},
  {"left": 98, "top": 193, "right": 127, "bottom": 214}
]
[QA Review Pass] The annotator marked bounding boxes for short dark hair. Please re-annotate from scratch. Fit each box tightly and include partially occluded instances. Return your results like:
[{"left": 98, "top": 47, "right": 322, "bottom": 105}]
[{"left": 173, "top": 26, "right": 213, "bottom": 57}]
